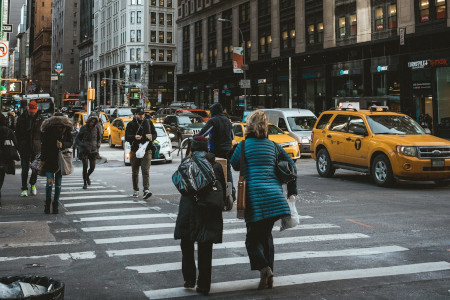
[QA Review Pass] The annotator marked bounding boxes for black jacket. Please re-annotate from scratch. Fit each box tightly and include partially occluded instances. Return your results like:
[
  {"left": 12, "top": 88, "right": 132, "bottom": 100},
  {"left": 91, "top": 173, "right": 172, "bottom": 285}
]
[
  {"left": 174, "top": 152, "right": 225, "bottom": 243},
  {"left": 196, "top": 103, "right": 233, "bottom": 152},
  {"left": 76, "top": 115, "right": 102, "bottom": 154},
  {"left": 15, "top": 111, "right": 44, "bottom": 159},
  {"left": 0, "top": 125, "right": 18, "bottom": 174},
  {"left": 41, "top": 116, "right": 73, "bottom": 173},
  {"left": 125, "top": 117, "right": 157, "bottom": 153}
]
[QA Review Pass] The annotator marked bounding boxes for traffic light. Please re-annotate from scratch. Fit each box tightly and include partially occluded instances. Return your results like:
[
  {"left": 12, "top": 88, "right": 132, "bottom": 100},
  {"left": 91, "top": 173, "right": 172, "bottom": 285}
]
[
  {"left": 87, "top": 88, "right": 95, "bottom": 101},
  {"left": 101, "top": 80, "right": 106, "bottom": 87}
]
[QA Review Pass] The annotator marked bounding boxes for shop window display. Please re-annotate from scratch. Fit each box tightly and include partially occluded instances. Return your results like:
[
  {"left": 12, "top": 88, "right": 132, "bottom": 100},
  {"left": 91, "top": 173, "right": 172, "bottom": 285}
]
[
  {"left": 420, "top": 0, "right": 430, "bottom": 22},
  {"left": 375, "top": 7, "right": 384, "bottom": 31}
]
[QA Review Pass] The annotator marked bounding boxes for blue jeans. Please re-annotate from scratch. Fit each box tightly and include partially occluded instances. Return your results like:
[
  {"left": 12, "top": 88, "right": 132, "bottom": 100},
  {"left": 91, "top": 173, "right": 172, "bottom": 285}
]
[{"left": 46, "top": 171, "right": 62, "bottom": 203}]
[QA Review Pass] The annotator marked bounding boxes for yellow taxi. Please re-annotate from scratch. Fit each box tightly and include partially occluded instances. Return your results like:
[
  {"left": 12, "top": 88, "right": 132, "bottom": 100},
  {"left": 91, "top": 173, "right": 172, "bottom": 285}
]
[
  {"left": 72, "top": 111, "right": 111, "bottom": 141},
  {"left": 109, "top": 117, "right": 133, "bottom": 148},
  {"left": 311, "top": 106, "right": 450, "bottom": 187},
  {"left": 232, "top": 122, "right": 301, "bottom": 161}
]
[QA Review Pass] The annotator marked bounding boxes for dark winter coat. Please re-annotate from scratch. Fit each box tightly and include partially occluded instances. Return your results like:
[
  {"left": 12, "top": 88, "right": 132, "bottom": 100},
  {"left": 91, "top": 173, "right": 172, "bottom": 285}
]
[
  {"left": 0, "top": 125, "right": 18, "bottom": 174},
  {"left": 196, "top": 103, "right": 233, "bottom": 152},
  {"left": 76, "top": 115, "right": 102, "bottom": 154},
  {"left": 230, "top": 137, "right": 297, "bottom": 224},
  {"left": 125, "top": 117, "right": 157, "bottom": 153},
  {"left": 174, "top": 152, "right": 225, "bottom": 243},
  {"left": 15, "top": 111, "right": 44, "bottom": 160},
  {"left": 40, "top": 116, "right": 73, "bottom": 173}
]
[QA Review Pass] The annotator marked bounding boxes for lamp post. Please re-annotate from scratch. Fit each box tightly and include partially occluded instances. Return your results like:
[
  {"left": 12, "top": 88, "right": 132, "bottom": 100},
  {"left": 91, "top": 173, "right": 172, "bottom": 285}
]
[{"left": 218, "top": 18, "right": 248, "bottom": 111}]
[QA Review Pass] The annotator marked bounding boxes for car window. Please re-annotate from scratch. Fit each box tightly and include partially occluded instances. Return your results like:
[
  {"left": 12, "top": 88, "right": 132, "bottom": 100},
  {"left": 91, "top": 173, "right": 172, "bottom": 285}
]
[
  {"left": 113, "top": 120, "right": 120, "bottom": 127},
  {"left": 367, "top": 115, "right": 426, "bottom": 135},
  {"left": 316, "top": 114, "right": 333, "bottom": 129},
  {"left": 278, "top": 118, "right": 288, "bottom": 131},
  {"left": 163, "top": 116, "right": 172, "bottom": 124},
  {"left": 268, "top": 124, "right": 284, "bottom": 135},
  {"left": 155, "top": 127, "right": 166, "bottom": 137},
  {"left": 287, "top": 116, "right": 317, "bottom": 131},
  {"left": 118, "top": 108, "right": 133, "bottom": 116},
  {"left": 233, "top": 125, "right": 243, "bottom": 137},
  {"left": 329, "top": 115, "right": 350, "bottom": 132},
  {"left": 100, "top": 114, "right": 108, "bottom": 123},
  {"left": 348, "top": 116, "right": 367, "bottom": 134}
]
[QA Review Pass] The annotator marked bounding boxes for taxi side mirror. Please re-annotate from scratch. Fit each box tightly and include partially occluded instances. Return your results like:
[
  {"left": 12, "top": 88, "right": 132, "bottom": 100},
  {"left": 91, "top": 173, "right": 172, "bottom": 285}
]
[{"left": 353, "top": 127, "right": 368, "bottom": 136}]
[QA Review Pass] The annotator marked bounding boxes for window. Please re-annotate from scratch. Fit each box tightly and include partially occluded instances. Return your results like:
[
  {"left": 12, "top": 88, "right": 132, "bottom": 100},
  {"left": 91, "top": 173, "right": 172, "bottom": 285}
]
[
  {"left": 159, "top": 13, "right": 164, "bottom": 25},
  {"left": 167, "top": 32, "right": 172, "bottom": 43},
  {"left": 350, "top": 14, "right": 357, "bottom": 36},
  {"left": 151, "top": 0, "right": 156, "bottom": 5},
  {"left": 131, "top": 0, "right": 136, "bottom": 4},
  {"left": 130, "top": 30, "right": 135, "bottom": 42},
  {"left": 330, "top": 115, "right": 349, "bottom": 132},
  {"left": 159, "top": 0, "right": 164, "bottom": 6},
  {"left": 420, "top": 0, "right": 430, "bottom": 22},
  {"left": 208, "top": 15, "right": 216, "bottom": 33},
  {"left": 130, "top": 11, "right": 135, "bottom": 24},
  {"left": 151, "top": 49, "right": 156, "bottom": 60},
  {"left": 388, "top": 4, "right": 397, "bottom": 28},
  {"left": 208, "top": 42, "right": 217, "bottom": 64},
  {"left": 233, "top": 125, "right": 243, "bottom": 137},
  {"left": 137, "top": 11, "right": 142, "bottom": 23},
  {"left": 159, "top": 31, "right": 164, "bottom": 43},
  {"left": 239, "top": 2, "right": 250, "bottom": 23},
  {"left": 137, "top": 30, "right": 141, "bottom": 42},
  {"left": 159, "top": 49, "right": 164, "bottom": 61},
  {"left": 167, "top": 50, "right": 172, "bottom": 61},
  {"left": 436, "top": 0, "right": 446, "bottom": 19},
  {"left": 316, "top": 114, "right": 333, "bottom": 130},
  {"left": 318, "top": 22, "right": 324, "bottom": 43},
  {"left": 167, "top": 14, "right": 172, "bottom": 26},
  {"left": 151, "top": 31, "right": 156, "bottom": 42},
  {"left": 130, "top": 48, "right": 135, "bottom": 60},
  {"left": 308, "top": 24, "right": 314, "bottom": 44},
  {"left": 347, "top": 116, "right": 367, "bottom": 134},
  {"left": 339, "top": 17, "right": 346, "bottom": 38},
  {"left": 278, "top": 118, "right": 288, "bottom": 131},
  {"left": 258, "top": 0, "right": 271, "bottom": 16},
  {"left": 151, "top": 12, "right": 156, "bottom": 24},
  {"left": 167, "top": 0, "right": 172, "bottom": 8},
  {"left": 136, "top": 48, "right": 141, "bottom": 60},
  {"left": 375, "top": 7, "right": 384, "bottom": 30}
]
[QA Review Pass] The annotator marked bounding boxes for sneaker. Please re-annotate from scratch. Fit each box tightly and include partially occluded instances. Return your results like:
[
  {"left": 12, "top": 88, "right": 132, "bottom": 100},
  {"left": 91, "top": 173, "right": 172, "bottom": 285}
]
[
  {"left": 143, "top": 190, "right": 152, "bottom": 199},
  {"left": 131, "top": 190, "right": 139, "bottom": 198},
  {"left": 20, "top": 190, "right": 28, "bottom": 197},
  {"left": 86, "top": 177, "right": 91, "bottom": 185},
  {"left": 31, "top": 185, "right": 37, "bottom": 196}
]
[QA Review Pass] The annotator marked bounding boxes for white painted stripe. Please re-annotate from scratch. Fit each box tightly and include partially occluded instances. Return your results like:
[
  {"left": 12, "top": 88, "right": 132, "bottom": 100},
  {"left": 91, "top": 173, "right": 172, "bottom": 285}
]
[
  {"left": 63, "top": 200, "right": 146, "bottom": 207},
  {"left": 222, "top": 216, "right": 313, "bottom": 224},
  {"left": 62, "top": 182, "right": 101, "bottom": 186},
  {"left": 63, "top": 186, "right": 111, "bottom": 190},
  {"left": 82, "top": 223, "right": 176, "bottom": 232},
  {"left": 80, "top": 213, "right": 177, "bottom": 222},
  {"left": 66, "top": 207, "right": 150, "bottom": 215},
  {"left": 60, "top": 190, "right": 121, "bottom": 195},
  {"left": 107, "top": 233, "right": 369, "bottom": 257},
  {"left": 95, "top": 224, "right": 339, "bottom": 244},
  {"left": 144, "top": 261, "right": 450, "bottom": 299},
  {"left": 128, "top": 246, "right": 408, "bottom": 274},
  {"left": 0, "top": 239, "right": 83, "bottom": 249},
  {"left": 0, "top": 251, "right": 96, "bottom": 262},
  {"left": 59, "top": 194, "right": 128, "bottom": 201}
]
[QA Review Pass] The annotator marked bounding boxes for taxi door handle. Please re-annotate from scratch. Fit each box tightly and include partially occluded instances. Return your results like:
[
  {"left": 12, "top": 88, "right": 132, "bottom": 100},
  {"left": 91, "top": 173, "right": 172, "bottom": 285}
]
[
  {"left": 326, "top": 135, "right": 332, "bottom": 138},
  {"left": 346, "top": 137, "right": 352, "bottom": 141}
]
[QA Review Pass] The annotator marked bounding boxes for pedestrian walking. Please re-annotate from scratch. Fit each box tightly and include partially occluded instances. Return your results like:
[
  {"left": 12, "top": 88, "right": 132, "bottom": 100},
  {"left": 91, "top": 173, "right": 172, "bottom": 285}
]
[
  {"left": 174, "top": 136, "right": 225, "bottom": 296},
  {"left": 125, "top": 107, "right": 157, "bottom": 199},
  {"left": 195, "top": 103, "right": 235, "bottom": 206},
  {"left": 230, "top": 110, "right": 298, "bottom": 290},
  {"left": 72, "top": 121, "right": 80, "bottom": 161},
  {"left": 7, "top": 110, "right": 17, "bottom": 130},
  {"left": 40, "top": 113, "right": 73, "bottom": 214},
  {"left": 76, "top": 113, "right": 102, "bottom": 189},
  {"left": 0, "top": 113, "right": 19, "bottom": 204},
  {"left": 15, "top": 100, "right": 44, "bottom": 197}
]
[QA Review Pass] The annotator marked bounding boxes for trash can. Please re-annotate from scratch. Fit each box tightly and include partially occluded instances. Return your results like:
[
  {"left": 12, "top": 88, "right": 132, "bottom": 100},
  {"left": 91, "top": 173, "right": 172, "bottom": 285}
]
[{"left": 0, "top": 276, "right": 64, "bottom": 300}]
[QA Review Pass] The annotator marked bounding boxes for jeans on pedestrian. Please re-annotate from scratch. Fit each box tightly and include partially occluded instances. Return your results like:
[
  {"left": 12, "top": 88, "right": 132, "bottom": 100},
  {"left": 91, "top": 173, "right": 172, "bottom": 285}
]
[
  {"left": 45, "top": 171, "right": 62, "bottom": 203},
  {"left": 180, "top": 239, "right": 213, "bottom": 290},
  {"left": 130, "top": 151, "right": 152, "bottom": 191},
  {"left": 245, "top": 218, "right": 276, "bottom": 271},
  {"left": 21, "top": 156, "right": 37, "bottom": 190}
]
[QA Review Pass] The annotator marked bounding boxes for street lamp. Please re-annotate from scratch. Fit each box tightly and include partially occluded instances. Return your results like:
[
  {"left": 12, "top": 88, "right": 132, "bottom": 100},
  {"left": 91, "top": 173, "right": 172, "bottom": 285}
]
[{"left": 218, "top": 18, "right": 248, "bottom": 111}]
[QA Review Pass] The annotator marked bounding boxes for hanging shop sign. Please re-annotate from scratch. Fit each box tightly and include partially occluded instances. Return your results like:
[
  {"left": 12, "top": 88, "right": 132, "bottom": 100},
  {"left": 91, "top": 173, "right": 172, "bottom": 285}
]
[
  {"left": 408, "top": 59, "right": 448, "bottom": 69},
  {"left": 377, "top": 66, "right": 389, "bottom": 72},
  {"left": 412, "top": 82, "right": 432, "bottom": 90},
  {"left": 340, "top": 69, "right": 349, "bottom": 75},
  {"left": 233, "top": 47, "right": 244, "bottom": 74}
]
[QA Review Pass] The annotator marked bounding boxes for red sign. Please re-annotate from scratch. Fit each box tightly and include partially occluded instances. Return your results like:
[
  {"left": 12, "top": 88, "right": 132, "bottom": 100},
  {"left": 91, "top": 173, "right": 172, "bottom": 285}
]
[
  {"left": 233, "top": 47, "right": 244, "bottom": 74},
  {"left": 429, "top": 59, "right": 448, "bottom": 67}
]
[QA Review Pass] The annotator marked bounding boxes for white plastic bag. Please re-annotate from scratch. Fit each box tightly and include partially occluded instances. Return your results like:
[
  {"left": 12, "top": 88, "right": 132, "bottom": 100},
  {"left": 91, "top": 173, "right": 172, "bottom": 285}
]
[
  {"left": 135, "top": 141, "right": 150, "bottom": 158},
  {"left": 280, "top": 195, "right": 300, "bottom": 231}
]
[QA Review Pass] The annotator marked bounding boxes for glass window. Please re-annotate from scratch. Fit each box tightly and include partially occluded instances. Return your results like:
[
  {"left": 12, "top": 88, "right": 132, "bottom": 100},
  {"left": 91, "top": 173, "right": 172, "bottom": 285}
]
[
  {"left": 130, "top": 48, "right": 135, "bottom": 60},
  {"left": 159, "top": 31, "right": 164, "bottom": 43},
  {"left": 316, "top": 114, "right": 333, "bottom": 129},
  {"left": 137, "top": 30, "right": 141, "bottom": 42},
  {"left": 130, "top": 11, "right": 135, "bottom": 24},
  {"left": 436, "top": 0, "right": 447, "bottom": 19},
  {"left": 367, "top": 115, "right": 425, "bottom": 135},
  {"left": 151, "top": 49, "right": 156, "bottom": 60},
  {"left": 136, "top": 48, "right": 141, "bottom": 60},
  {"left": 350, "top": 14, "right": 357, "bottom": 36},
  {"left": 159, "top": 13, "right": 164, "bottom": 25},
  {"left": 278, "top": 118, "right": 288, "bottom": 131},
  {"left": 339, "top": 17, "right": 346, "bottom": 38},
  {"left": 268, "top": 125, "right": 285, "bottom": 135},
  {"left": 130, "top": 30, "right": 135, "bottom": 42},
  {"left": 159, "top": 49, "right": 164, "bottom": 61},
  {"left": 233, "top": 125, "right": 244, "bottom": 136},
  {"left": 308, "top": 25, "right": 314, "bottom": 44},
  {"left": 151, "top": 12, "right": 156, "bottom": 24},
  {"left": 287, "top": 117, "right": 317, "bottom": 131},
  {"left": 137, "top": 11, "right": 142, "bottom": 23},
  {"left": 159, "top": 0, "right": 164, "bottom": 6},
  {"left": 318, "top": 23, "right": 324, "bottom": 43},
  {"left": 375, "top": 7, "right": 384, "bottom": 31},
  {"left": 167, "top": 32, "right": 172, "bottom": 43},
  {"left": 437, "top": 67, "right": 450, "bottom": 130},
  {"left": 167, "top": 0, "right": 172, "bottom": 8},
  {"left": 330, "top": 115, "right": 349, "bottom": 132},
  {"left": 347, "top": 117, "right": 367, "bottom": 134},
  {"left": 167, "top": 14, "right": 172, "bottom": 26},
  {"left": 167, "top": 50, "right": 172, "bottom": 61},
  {"left": 388, "top": 4, "right": 397, "bottom": 28},
  {"left": 151, "top": 31, "right": 156, "bottom": 42},
  {"left": 420, "top": 0, "right": 430, "bottom": 22}
]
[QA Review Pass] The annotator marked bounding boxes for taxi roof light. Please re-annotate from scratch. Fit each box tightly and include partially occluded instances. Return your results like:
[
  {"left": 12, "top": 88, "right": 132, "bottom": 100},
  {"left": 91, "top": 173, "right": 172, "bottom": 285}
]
[{"left": 369, "top": 106, "right": 389, "bottom": 112}]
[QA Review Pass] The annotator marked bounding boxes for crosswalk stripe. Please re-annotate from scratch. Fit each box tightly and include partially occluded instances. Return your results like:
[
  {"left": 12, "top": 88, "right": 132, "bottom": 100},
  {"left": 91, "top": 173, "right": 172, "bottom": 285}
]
[
  {"left": 79, "top": 213, "right": 177, "bottom": 222},
  {"left": 94, "top": 224, "right": 340, "bottom": 244},
  {"left": 0, "top": 251, "right": 96, "bottom": 262},
  {"left": 59, "top": 194, "right": 128, "bottom": 201},
  {"left": 0, "top": 239, "right": 84, "bottom": 249},
  {"left": 62, "top": 182, "right": 101, "bottom": 186},
  {"left": 82, "top": 223, "right": 176, "bottom": 232},
  {"left": 63, "top": 200, "right": 146, "bottom": 207},
  {"left": 144, "top": 261, "right": 450, "bottom": 299},
  {"left": 60, "top": 190, "right": 121, "bottom": 195},
  {"left": 63, "top": 186, "right": 111, "bottom": 190},
  {"left": 106, "top": 233, "right": 369, "bottom": 257},
  {"left": 128, "top": 245, "right": 409, "bottom": 274},
  {"left": 66, "top": 207, "right": 150, "bottom": 215}
]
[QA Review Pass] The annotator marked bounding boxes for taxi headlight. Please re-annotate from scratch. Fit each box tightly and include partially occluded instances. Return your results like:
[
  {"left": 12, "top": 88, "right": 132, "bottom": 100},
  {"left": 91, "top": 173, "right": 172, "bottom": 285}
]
[
  {"left": 396, "top": 146, "right": 417, "bottom": 157},
  {"left": 289, "top": 141, "right": 298, "bottom": 147},
  {"left": 301, "top": 137, "right": 310, "bottom": 144}
]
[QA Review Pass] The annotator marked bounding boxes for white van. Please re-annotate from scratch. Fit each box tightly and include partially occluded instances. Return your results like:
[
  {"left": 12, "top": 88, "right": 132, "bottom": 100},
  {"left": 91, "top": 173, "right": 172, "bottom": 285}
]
[{"left": 262, "top": 108, "right": 317, "bottom": 154}]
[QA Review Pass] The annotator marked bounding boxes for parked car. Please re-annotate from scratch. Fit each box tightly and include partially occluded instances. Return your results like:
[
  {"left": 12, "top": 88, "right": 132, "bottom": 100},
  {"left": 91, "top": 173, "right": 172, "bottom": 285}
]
[
  {"left": 123, "top": 123, "right": 174, "bottom": 165},
  {"left": 310, "top": 106, "right": 450, "bottom": 187},
  {"left": 232, "top": 122, "right": 301, "bottom": 161},
  {"left": 175, "top": 109, "right": 211, "bottom": 122},
  {"left": 262, "top": 108, "right": 317, "bottom": 154},
  {"left": 109, "top": 117, "right": 133, "bottom": 148},
  {"left": 72, "top": 111, "right": 111, "bottom": 141},
  {"left": 163, "top": 113, "right": 206, "bottom": 145}
]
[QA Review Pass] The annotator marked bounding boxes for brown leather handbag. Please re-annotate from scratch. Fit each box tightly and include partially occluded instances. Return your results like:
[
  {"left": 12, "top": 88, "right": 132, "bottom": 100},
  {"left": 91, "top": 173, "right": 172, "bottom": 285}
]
[{"left": 237, "top": 141, "right": 246, "bottom": 219}]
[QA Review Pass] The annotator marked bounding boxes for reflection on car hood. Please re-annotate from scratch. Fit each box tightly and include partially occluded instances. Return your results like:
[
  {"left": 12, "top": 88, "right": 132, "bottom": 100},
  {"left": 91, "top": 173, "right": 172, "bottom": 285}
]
[
  {"left": 372, "top": 134, "right": 450, "bottom": 146},
  {"left": 268, "top": 134, "right": 296, "bottom": 144}
]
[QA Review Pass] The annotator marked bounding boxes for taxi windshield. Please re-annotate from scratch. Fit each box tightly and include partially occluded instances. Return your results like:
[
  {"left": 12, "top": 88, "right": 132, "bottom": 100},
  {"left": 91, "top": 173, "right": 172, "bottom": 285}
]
[
  {"left": 155, "top": 127, "right": 166, "bottom": 137},
  {"left": 268, "top": 124, "right": 284, "bottom": 135},
  {"left": 287, "top": 116, "right": 317, "bottom": 131},
  {"left": 179, "top": 116, "right": 204, "bottom": 125},
  {"left": 367, "top": 115, "right": 426, "bottom": 135}
]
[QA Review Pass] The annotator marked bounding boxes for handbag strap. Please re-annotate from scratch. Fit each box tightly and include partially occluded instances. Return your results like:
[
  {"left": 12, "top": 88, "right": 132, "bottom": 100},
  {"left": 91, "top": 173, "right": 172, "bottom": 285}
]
[{"left": 239, "top": 140, "right": 245, "bottom": 177}]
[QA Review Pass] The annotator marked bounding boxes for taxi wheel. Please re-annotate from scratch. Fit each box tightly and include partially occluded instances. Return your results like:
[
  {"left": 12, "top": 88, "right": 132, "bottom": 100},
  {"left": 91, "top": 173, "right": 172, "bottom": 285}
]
[
  {"left": 316, "top": 148, "right": 335, "bottom": 178},
  {"left": 371, "top": 154, "right": 395, "bottom": 187},
  {"left": 109, "top": 136, "right": 115, "bottom": 148}
]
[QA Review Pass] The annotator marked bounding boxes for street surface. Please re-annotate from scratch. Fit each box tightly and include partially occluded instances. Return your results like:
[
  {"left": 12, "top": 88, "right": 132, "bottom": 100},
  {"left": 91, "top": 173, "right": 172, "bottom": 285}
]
[{"left": 1, "top": 143, "right": 449, "bottom": 299}]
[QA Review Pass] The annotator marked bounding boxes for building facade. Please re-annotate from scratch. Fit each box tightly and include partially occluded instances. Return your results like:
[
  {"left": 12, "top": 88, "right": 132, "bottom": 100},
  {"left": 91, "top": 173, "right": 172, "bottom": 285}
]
[
  {"left": 78, "top": 0, "right": 94, "bottom": 96},
  {"left": 177, "top": 0, "right": 450, "bottom": 138},
  {"left": 92, "top": 0, "right": 177, "bottom": 108},
  {"left": 15, "top": 3, "right": 30, "bottom": 83},
  {"left": 51, "top": 0, "right": 81, "bottom": 107}
]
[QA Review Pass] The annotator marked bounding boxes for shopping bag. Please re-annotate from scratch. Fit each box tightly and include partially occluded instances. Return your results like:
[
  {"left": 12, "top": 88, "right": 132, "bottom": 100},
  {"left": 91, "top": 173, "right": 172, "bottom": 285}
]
[
  {"left": 135, "top": 141, "right": 150, "bottom": 158},
  {"left": 280, "top": 195, "right": 300, "bottom": 231},
  {"left": 59, "top": 149, "right": 74, "bottom": 175}
]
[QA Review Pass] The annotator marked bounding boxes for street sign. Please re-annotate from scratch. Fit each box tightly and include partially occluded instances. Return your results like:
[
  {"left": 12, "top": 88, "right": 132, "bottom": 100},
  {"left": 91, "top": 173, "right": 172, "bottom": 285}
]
[
  {"left": 233, "top": 47, "right": 244, "bottom": 74},
  {"left": 123, "top": 85, "right": 136, "bottom": 88},
  {"left": 239, "top": 79, "right": 251, "bottom": 89},
  {"left": 55, "top": 63, "right": 63, "bottom": 74},
  {"left": 399, "top": 27, "right": 406, "bottom": 46},
  {"left": 0, "top": 41, "right": 9, "bottom": 67},
  {"left": 8, "top": 81, "right": 22, "bottom": 93},
  {"left": 2, "top": 24, "right": 12, "bottom": 33},
  {"left": 51, "top": 76, "right": 58, "bottom": 81},
  {"left": 59, "top": 73, "right": 65, "bottom": 76}
]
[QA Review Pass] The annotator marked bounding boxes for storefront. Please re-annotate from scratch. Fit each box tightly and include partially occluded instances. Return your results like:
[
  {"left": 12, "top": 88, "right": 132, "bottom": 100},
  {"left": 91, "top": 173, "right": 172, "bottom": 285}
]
[
  {"left": 370, "top": 56, "right": 401, "bottom": 112},
  {"left": 300, "top": 66, "right": 326, "bottom": 115},
  {"left": 331, "top": 60, "right": 365, "bottom": 99}
]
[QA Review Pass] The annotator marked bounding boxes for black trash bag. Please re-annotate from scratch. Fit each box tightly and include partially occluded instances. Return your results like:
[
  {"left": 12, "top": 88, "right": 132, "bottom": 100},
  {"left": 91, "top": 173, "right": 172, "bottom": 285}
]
[{"left": 0, "top": 276, "right": 65, "bottom": 300}]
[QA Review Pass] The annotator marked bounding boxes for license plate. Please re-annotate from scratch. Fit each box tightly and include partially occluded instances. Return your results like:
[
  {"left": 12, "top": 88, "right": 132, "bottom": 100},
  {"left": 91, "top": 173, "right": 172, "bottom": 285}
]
[{"left": 431, "top": 158, "right": 445, "bottom": 167}]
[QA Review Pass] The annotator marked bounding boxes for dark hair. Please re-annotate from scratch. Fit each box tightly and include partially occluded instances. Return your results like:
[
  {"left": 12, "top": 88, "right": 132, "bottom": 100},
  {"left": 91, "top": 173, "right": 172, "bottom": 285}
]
[{"left": 0, "top": 113, "right": 7, "bottom": 126}]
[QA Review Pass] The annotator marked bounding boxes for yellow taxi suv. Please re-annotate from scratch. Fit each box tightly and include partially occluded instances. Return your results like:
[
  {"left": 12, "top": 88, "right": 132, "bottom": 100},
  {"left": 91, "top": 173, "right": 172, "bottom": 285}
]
[
  {"left": 232, "top": 122, "right": 301, "bottom": 161},
  {"left": 109, "top": 117, "right": 133, "bottom": 148},
  {"left": 72, "top": 111, "right": 111, "bottom": 141},
  {"left": 310, "top": 106, "right": 450, "bottom": 187}
]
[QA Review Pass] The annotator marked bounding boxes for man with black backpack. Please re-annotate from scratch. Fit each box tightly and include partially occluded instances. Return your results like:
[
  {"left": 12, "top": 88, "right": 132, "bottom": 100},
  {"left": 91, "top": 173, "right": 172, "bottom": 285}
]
[{"left": 125, "top": 107, "right": 157, "bottom": 199}]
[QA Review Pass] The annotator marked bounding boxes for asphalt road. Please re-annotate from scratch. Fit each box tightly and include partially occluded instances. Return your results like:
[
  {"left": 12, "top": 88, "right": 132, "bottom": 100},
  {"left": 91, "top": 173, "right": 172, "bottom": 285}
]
[{"left": 1, "top": 143, "right": 449, "bottom": 299}]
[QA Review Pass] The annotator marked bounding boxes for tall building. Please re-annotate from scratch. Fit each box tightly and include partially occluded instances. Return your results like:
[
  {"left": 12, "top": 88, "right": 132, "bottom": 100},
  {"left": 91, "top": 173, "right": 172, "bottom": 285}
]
[
  {"left": 92, "top": 0, "right": 177, "bottom": 108},
  {"left": 177, "top": 0, "right": 450, "bottom": 139},
  {"left": 78, "top": 0, "right": 94, "bottom": 96},
  {"left": 16, "top": 3, "right": 29, "bottom": 82},
  {"left": 51, "top": 0, "right": 81, "bottom": 107},
  {"left": 28, "top": 0, "right": 52, "bottom": 94},
  {"left": 10, "top": 0, "right": 28, "bottom": 79}
]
